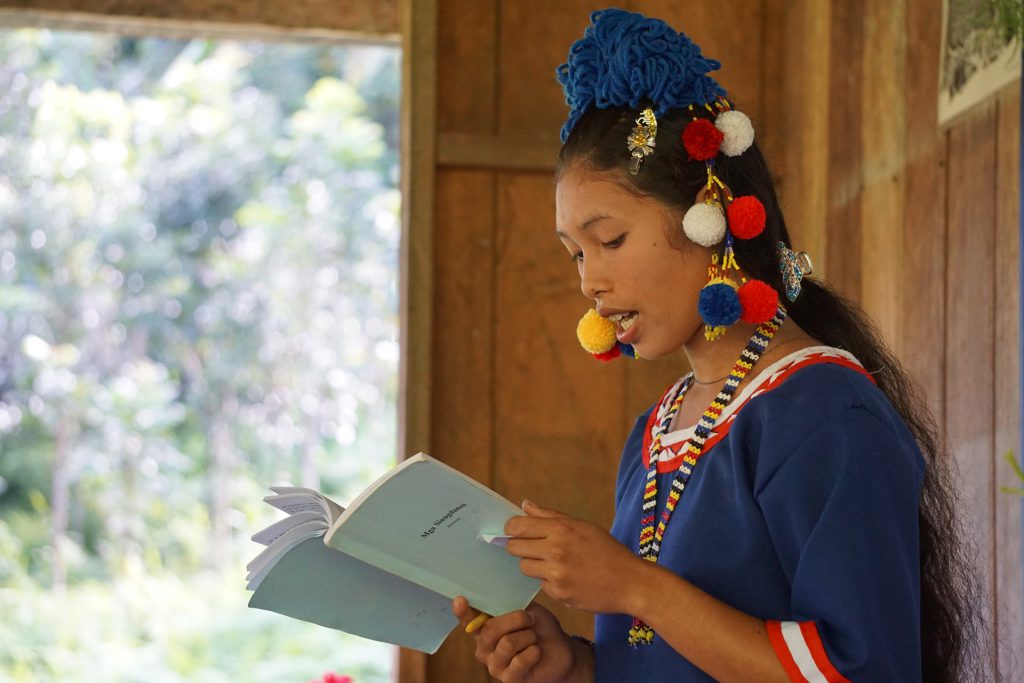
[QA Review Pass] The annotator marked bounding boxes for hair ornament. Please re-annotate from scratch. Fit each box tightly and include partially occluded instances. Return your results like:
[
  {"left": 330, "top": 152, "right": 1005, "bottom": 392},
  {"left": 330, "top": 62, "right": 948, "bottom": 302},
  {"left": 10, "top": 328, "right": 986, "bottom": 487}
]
[
  {"left": 715, "top": 109, "right": 754, "bottom": 157},
  {"left": 559, "top": 8, "right": 781, "bottom": 355},
  {"left": 698, "top": 276, "right": 742, "bottom": 331},
  {"left": 682, "top": 200, "right": 727, "bottom": 247},
  {"left": 778, "top": 242, "right": 814, "bottom": 302},
  {"left": 737, "top": 279, "right": 779, "bottom": 324},
  {"left": 577, "top": 308, "right": 635, "bottom": 361},
  {"left": 556, "top": 8, "right": 726, "bottom": 142},
  {"left": 627, "top": 108, "right": 658, "bottom": 175},
  {"left": 681, "top": 118, "right": 723, "bottom": 161},
  {"left": 696, "top": 226, "right": 779, "bottom": 336},
  {"left": 698, "top": 250, "right": 738, "bottom": 340},
  {"left": 726, "top": 195, "right": 766, "bottom": 239}
]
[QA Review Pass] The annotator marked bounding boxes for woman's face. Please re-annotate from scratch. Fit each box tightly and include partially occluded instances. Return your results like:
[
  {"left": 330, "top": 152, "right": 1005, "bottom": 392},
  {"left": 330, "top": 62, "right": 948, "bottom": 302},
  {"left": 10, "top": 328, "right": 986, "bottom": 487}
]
[{"left": 555, "top": 163, "right": 711, "bottom": 360}]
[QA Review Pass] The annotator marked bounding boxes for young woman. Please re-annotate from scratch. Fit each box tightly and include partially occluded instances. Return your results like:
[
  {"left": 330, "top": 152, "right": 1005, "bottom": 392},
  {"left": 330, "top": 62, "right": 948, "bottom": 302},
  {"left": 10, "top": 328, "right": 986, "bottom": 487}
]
[{"left": 452, "top": 9, "right": 982, "bottom": 682}]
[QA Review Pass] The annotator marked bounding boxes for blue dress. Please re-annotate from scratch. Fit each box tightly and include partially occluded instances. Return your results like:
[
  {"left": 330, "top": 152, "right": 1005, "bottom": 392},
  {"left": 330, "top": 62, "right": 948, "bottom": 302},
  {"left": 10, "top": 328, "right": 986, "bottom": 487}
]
[{"left": 593, "top": 347, "right": 924, "bottom": 682}]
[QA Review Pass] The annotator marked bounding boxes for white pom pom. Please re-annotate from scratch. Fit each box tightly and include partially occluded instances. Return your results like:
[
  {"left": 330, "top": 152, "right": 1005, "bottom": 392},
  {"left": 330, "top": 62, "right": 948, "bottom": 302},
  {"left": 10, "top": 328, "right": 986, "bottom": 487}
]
[
  {"left": 682, "top": 202, "right": 726, "bottom": 247},
  {"left": 715, "top": 110, "right": 755, "bottom": 157}
]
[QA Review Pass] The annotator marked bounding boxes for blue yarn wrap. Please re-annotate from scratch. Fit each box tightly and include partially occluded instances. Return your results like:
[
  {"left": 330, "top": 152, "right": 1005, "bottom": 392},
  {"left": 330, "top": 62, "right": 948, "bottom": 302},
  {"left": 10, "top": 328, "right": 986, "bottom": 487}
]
[
  {"left": 617, "top": 342, "right": 636, "bottom": 358},
  {"left": 698, "top": 282, "right": 741, "bottom": 327},
  {"left": 556, "top": 8, "right": 727, "bottom": 142}
]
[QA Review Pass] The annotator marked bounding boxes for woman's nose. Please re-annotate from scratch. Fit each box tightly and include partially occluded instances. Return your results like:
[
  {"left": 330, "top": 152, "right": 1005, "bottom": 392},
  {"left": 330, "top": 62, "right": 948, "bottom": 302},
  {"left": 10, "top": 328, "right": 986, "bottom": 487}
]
[{"left": 580, "top": 263, "right": 606, "bottom": 300}]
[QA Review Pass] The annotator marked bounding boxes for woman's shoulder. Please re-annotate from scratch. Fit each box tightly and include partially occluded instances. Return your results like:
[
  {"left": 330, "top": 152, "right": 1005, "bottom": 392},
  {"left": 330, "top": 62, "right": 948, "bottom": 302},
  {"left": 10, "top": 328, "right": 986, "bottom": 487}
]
[
  {"left": 734, "top": 346, "right": 924, "bottom": 484},
  {"left": 746, "top": 346, "right": 887, "bottom": 414},
  {"left": 735, "top": 345, "right": 918, "bottom": 449}
]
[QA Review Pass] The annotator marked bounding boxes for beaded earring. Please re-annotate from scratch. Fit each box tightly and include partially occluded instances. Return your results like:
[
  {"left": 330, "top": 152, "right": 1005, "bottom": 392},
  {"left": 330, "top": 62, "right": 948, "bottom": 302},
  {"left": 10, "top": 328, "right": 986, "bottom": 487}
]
[
  {"left": 574, "top": 102, "right": 780, "bottom": 359},
  {"left": 576, "top": 309, "right": 636, "bottom": 362},
  {"left": 678, "top": 101, "right": 778, "bottom": 340}
]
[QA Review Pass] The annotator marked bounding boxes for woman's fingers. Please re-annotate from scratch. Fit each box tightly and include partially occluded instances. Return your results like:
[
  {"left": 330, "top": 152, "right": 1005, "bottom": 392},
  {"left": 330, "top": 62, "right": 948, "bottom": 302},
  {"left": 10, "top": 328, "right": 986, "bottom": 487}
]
[
  {"left": 451, "top": 595, "right": 478, "bottom": 629},
  {"left": 505, "top": 644, "right": 543, "bottom": 678},
  {"left": 457, "top": 602, "right": 574, "bottom": 683},
  {"left": 483, "top": 629, "right": 540, "bottom": 679},
  {"left": 475, "top": 609, "right": 534, "bottom": 651},
  {"left": 505, "top": 537, "right": 549, "bottom": 559},
  {"left": 517, "top": 558, "right": 547, "bottom": 579}
]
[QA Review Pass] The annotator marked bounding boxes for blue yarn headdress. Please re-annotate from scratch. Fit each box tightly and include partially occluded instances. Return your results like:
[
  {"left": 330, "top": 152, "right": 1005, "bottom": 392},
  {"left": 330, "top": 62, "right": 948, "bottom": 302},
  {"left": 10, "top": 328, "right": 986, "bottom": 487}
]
[
  {"left": 561, "top": 9, "right": 786, "bottom": 357},
  {"left": 556, "top": 8, "right": 726, "bottom": 143}
]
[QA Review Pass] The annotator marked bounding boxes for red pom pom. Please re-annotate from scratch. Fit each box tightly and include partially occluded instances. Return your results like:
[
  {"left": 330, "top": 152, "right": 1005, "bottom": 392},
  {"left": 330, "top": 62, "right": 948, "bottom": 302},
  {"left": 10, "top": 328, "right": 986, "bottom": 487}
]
[
  {"left": 738, "top": 279, "right": 778, "bottom": 324},
  {"left": 727, "top": 195, "right": 766, "bottom": 239},
  {"left": 594, "top": 346, "right": 622, "bottom": 362},
  {"left": 681, "top": 119, "right": 724, "bottom": 161}
]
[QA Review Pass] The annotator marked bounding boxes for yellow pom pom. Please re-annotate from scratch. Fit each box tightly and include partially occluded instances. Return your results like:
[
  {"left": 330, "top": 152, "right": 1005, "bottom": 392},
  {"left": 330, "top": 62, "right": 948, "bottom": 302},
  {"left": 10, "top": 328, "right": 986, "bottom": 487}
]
[{"left": 576, "top": 309, "right": 617, "bottom": 354}]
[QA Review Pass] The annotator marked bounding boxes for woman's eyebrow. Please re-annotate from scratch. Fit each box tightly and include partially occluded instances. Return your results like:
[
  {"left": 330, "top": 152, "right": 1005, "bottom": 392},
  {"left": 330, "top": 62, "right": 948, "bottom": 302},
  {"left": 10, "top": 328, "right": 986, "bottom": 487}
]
[{"left": 555, "top": 214, "right": 612, "bottom": 238}]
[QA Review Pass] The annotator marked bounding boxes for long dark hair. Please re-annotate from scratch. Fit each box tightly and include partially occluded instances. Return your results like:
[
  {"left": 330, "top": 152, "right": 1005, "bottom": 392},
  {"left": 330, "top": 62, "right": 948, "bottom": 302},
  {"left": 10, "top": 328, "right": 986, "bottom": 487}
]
[{"left": 558, "top": 105, "right": 987, "bottom": 682}]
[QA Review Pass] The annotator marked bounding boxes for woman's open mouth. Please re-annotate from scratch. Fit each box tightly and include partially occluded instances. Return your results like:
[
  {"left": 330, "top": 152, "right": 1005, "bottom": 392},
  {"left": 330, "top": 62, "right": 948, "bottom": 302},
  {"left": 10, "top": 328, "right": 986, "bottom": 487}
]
[{"left": 608, "top": 311, "right": 638, "bottom": 342}]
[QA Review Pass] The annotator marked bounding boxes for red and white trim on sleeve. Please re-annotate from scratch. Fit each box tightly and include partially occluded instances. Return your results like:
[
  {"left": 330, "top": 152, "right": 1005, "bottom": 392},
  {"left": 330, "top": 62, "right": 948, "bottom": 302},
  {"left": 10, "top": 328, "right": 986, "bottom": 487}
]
[{"left": 766, "top": 620, "right": 851, "bottom": 683}]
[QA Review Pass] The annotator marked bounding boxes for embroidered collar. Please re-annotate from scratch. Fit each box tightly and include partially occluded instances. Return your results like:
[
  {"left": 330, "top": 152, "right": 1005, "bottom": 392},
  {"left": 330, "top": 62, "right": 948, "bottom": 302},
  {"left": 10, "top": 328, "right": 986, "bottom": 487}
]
[{"left": 644, "top": 346, "right": 872, "bottom": 470}]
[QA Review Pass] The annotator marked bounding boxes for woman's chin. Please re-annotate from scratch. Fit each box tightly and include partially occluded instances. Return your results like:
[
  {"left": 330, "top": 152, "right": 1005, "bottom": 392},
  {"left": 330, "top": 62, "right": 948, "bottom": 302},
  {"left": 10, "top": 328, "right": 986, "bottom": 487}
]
[{"left": 630, "top": 341, "right": 672, "bottom": 361}]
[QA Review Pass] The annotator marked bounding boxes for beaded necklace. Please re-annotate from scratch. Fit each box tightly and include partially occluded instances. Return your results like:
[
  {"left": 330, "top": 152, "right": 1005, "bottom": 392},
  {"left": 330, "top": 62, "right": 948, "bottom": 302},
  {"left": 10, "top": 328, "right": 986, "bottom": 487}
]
[{"left": 628, "top": 305, "right": 787, "bottom": 647}]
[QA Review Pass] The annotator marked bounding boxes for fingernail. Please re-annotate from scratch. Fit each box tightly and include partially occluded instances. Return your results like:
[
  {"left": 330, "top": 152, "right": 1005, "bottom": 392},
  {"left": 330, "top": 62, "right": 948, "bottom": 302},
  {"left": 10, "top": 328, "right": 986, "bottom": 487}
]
[{"left": 521, "top": 499, "right": 533, "bottom": 510}]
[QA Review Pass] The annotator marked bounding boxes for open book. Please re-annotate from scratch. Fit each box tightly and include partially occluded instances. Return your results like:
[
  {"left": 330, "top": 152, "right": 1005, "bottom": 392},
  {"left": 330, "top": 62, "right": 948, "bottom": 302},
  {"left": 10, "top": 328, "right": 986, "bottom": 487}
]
[{"left": 246, "top": 453, "right": 541, "bottom": 653}]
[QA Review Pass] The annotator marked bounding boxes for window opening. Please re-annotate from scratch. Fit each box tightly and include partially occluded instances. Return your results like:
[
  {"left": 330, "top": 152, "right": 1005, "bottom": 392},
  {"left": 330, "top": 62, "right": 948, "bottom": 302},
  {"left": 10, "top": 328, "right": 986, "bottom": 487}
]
[{"left": 0, "top": 27, "right": 400, "bottom": 683}]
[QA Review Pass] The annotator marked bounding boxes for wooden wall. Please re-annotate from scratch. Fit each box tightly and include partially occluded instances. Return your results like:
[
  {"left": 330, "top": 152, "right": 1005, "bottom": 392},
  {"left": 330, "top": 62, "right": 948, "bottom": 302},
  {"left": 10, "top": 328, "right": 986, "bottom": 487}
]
[{"left": 411, "top": 0, "right": 1023, "bottom": 681}]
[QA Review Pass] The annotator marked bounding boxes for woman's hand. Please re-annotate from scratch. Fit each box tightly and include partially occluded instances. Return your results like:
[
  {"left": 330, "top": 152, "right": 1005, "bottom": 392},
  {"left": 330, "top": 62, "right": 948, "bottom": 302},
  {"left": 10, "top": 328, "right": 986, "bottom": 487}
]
[
  {"left": 506, "top": 500, "right": 646, "bottom": 615},
  {"left": 452, "top": 597, "right": 577, "bottom": 683}
]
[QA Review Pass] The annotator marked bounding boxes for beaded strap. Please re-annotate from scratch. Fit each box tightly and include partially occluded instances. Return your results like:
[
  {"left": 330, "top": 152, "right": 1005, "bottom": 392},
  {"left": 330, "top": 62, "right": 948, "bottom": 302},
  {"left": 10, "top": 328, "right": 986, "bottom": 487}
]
[{"left": 629, "top": 306, "right": 787, "bottom": 647}]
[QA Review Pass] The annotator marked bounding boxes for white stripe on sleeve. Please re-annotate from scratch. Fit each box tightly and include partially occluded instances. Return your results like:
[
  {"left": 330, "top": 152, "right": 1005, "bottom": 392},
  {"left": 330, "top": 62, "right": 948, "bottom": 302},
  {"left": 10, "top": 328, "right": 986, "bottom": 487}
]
[{"left": 780, "top": 621, "right": 829, "bottom": 683}]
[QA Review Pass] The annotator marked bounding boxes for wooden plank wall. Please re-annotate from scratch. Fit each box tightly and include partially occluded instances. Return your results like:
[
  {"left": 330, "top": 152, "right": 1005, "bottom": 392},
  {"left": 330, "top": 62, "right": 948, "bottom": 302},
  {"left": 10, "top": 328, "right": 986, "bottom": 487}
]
[
  {"left": 421, "top": 0, "right": 1022, "bottom": 681},
  {"left": 801, "top": 0, "right": 1022, "bottom": 678}
]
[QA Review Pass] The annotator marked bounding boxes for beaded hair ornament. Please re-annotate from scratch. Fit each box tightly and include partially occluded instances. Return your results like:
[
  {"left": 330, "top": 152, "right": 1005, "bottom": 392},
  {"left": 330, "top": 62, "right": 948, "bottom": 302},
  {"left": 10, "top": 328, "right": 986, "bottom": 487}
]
[{"left": 561, "top": 9, "right": 809, "bottom": 361}]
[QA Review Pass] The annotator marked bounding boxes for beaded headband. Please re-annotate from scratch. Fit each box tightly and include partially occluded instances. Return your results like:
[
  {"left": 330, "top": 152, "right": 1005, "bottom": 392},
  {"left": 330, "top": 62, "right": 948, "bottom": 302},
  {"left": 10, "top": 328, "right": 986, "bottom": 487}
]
[{"left": 560, "top": 9, "right": 804, "bottom": 359}]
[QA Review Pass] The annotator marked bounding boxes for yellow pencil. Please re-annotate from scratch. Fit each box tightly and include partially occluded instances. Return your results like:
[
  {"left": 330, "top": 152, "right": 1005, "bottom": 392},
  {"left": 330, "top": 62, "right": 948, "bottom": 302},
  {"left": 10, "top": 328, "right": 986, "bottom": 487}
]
[{"left": 465, "top": 612, "right": 490, "bottom": 633}]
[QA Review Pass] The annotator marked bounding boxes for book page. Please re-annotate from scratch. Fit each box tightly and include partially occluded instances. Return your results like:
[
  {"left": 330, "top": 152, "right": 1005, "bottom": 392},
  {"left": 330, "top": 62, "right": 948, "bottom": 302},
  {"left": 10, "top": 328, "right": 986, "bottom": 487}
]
[
  {"left": 246, "top": 518, "right": 330, "bottom": 590},
  {"left": 252, "top": 510, "right": 322, "bottom": 546},
  {"left": 265, "top": 491, "right": 331, "bottom": 516},
  {"left": 248, "top": 536, "right": 457, "bottom": 653},
  {"left": 269, "top": 486, "right": 344, "bottom": 522},
  {"left": 325, "top": 454, "right": 540, "bottom": 617}
]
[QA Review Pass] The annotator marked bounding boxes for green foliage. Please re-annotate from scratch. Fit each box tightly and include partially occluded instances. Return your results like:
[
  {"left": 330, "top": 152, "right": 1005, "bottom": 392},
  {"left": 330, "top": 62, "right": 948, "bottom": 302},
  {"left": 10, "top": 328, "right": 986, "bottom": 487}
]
[
  {"left": 0, "top": 570, "right": 391, "bottom": 683},
  {"left": 0, "top": 27, "right": 400, "bottom": 681},
  {"left": 984, "top": 0, "right": 1024, "bottom": 45},
  {"left": 954, "top": 0, "right": 1024, "bottom": 42},
  {"left": 1001, "top": 450, "right": 1024, "bottom": 496}
]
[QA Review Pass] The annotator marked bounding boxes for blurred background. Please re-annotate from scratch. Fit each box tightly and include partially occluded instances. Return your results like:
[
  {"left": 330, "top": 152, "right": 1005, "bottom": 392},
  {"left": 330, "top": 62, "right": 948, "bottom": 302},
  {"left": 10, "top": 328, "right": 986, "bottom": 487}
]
[{"left": 0, "top": 28, "right": 401, "bottom": 683}]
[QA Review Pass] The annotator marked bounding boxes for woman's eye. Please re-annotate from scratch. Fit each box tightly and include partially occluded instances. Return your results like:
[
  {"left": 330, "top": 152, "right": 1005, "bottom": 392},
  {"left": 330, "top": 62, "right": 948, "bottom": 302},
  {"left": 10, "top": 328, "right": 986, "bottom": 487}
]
[{"left": 602, "top": 234, "right": 625, "bottom": 248}]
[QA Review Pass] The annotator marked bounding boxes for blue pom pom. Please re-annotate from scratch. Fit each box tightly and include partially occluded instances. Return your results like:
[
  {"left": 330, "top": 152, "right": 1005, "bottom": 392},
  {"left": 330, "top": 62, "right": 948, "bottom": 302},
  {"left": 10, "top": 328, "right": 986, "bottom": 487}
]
[
  {"left": 556, "top": 9, "right": 727, "bottom": 142},
  {"left": 698, "top": 282, "right": 741, "bottom": 327},
  {"left": 617, "top": 342, "right": 636, "bottom": 358}
]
